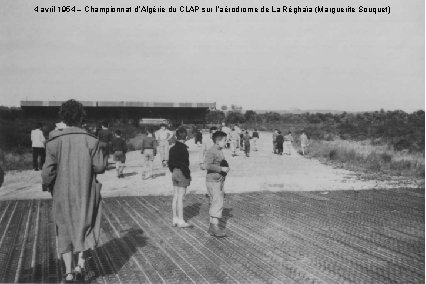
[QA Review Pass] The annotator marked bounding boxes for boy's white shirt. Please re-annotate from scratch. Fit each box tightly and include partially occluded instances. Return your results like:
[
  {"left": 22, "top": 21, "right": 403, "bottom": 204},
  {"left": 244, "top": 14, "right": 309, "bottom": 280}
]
[{"left": 31, "top": 129, "right": 45, "bottom": 147}]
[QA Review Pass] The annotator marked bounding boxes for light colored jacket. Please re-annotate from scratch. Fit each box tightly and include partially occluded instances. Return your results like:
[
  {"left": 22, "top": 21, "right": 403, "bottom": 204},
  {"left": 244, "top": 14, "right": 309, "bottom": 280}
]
[
  {"left": 42, "top": 127, "right": 107, "bottom": 253},
  {"left": 31, "top": 128, "right": 46, "bottom": 148},
  {"left": 205, "top": 144, "right": 225, "bottom": 182}
]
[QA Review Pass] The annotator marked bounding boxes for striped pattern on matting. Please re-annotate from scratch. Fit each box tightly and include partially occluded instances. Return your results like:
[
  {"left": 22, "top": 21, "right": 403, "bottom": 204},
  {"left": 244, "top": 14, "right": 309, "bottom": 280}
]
[{"left": 0, "top": 189, "right": 423, "bottom": 283}]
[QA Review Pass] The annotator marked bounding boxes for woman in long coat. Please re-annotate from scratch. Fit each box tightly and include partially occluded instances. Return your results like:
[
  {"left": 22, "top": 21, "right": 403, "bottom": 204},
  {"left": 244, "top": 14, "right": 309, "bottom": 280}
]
[{"left": 42, "top": 100, "right": 107, "bottom": 282}]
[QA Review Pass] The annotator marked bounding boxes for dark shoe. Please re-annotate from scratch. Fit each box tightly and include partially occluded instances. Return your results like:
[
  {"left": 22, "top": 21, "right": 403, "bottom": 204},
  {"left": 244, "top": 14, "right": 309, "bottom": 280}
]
[
  {"left": 74, "top": 265, "right": 86, "bottom": 283},
  {"left": 34, "top": 168, "right": 39, "bottom": 171},
  {"left": 208, "top": 223, "right": 226, "bottom": 237}
]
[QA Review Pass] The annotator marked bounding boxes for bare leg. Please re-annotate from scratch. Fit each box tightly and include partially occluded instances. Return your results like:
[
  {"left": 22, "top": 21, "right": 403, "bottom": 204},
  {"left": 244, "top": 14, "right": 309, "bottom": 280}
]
[
  {"left": 62, "top": 251, "right": 73, "bottom": 274},
  {"left": 172, "top": 186, "right": 178, "bottom": 221},
  {"left": 77, "top": 251, "right": 85, "bottom": 267},
  {"left": 176, "top": 187, "right": 186, "bottom": 222}
]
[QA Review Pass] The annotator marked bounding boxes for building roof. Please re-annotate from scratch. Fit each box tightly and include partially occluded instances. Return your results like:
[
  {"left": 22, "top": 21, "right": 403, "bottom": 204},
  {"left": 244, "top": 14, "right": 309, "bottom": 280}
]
[{"left": 21, "top": 101, "right": 216, "bottom": 109}]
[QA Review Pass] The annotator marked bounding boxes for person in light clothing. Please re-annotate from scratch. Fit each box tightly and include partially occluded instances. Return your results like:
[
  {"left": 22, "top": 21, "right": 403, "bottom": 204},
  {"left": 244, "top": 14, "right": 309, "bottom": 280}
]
[
  {"left": 156, "top": 124, "right": 174, "bottom": 167},
  {"left": 300, "top": 131, "right": 309, "bottom": 155},
  {"left": 42, "top": 99, "right": 106, "bottom": 283},
  {"left": 283, "top": 131, "right": 294, "bottom": 155},
  {"left": 200, "top": 126, "right": 217, "bottom": 170},
  {"left": 205, "top": 131, "right": 230, "bottom": 237},
  {"left": 252, "top": 129, "right": 259, "bottom": 151},
  {"left": 229, "top": 127, "right": 240, "bottom": 157},
  {"left": 31, "top": 122, "right": 46, "bottom": 171},
  {"left": 141, "top": 128, "right": 157, "bottom": 179}
]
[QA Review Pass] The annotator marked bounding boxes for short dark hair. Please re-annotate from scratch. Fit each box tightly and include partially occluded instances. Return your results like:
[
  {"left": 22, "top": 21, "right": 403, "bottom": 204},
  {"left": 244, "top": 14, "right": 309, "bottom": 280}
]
[
  {"left": 59, "top": 99, "right": 86, "bottom": 126},
  {"left": 102, "top": 121, "right": 109, "bottom": 128},
  {"left": 254, "top": 128, "right": 257, "bottom": 131},
  {"left": 115, "top": 129, "right": 122, "bottom": 136},
  {"left": 209, "top": 126, "right": 217, "bottom": 133},
  {"left": 176, "top": 127, "right": 187, "bottom": 140},
  {"left": 37, "top": 122, "right": 43, "bottom": 129},
  {"left": 160, "top": 123, "right": 167, "bottom": 128},
  {"left": 212, "top": 131, "right": 227, "bottom": 143},
  {"left": 147, "top": 127, "right": 154, "bottom": 134}
]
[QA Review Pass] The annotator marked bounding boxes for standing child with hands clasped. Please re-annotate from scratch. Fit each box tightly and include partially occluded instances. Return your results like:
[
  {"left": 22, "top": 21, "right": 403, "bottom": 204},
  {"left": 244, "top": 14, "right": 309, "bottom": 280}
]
[{"left": 204, "top": 131, "right": 230, "bottom": 237}]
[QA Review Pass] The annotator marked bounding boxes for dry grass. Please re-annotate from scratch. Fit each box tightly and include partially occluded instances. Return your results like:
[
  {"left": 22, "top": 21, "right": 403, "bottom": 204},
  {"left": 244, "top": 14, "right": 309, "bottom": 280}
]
[
  {"left": 0, "top": 150, "right": 32, "bottom": 171},
  {"left": 304, "top": 139, "right": 425, "bottom": 178}
]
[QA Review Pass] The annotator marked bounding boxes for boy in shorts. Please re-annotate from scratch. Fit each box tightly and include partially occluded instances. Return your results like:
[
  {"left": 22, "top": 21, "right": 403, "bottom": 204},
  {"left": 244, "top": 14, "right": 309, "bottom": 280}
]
[
  {"left": 111, "top": 130, "right": 127, "bottom": 178},
  {"left": 141, "top": 128, "right": 157, "bottom": 179},
  {"left": 168, "top": 127, "right": 192, "bottom": 228},
  {"left": 205, "top": 131, "right": 230, "bottom": 237}
]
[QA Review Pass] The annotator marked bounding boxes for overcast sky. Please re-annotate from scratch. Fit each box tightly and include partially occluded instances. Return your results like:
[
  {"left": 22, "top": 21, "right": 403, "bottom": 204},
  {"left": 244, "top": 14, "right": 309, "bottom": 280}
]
[{"left": 0, "top": 0, "right": 424, "bottom": 111}]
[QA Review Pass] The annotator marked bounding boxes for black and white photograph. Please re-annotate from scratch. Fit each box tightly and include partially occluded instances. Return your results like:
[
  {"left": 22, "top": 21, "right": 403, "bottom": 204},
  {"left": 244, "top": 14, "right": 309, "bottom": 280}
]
[{"left": 0, "top": 0, "right": 424, "bottom": 282}]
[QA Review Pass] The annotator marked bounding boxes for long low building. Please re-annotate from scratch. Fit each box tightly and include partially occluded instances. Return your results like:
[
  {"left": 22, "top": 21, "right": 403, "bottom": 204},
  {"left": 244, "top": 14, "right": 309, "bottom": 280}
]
[{"left": 21, "top": 100, "right": 216, "bottom": 124}]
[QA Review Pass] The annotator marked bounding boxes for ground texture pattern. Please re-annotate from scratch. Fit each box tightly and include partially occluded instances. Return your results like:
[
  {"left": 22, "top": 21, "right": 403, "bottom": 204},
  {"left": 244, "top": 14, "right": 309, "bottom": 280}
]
[{"left": 0, "top": 189, "right": 424, "bottom": 283}]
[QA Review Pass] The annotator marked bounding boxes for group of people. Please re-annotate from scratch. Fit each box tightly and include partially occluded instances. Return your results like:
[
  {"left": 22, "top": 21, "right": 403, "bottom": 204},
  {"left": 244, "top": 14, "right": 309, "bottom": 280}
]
[
  {"left": 218, "top": 122, "right": 260, "bottom": 157},
  {"left": 34, "top": 99, "right": 312, "bottom": 283},
  {"left": 37, "top": 99, "right": 231, "bottom": 282},
  {"left": 272, "top": 129, "right": 309, "bottom": 156}
]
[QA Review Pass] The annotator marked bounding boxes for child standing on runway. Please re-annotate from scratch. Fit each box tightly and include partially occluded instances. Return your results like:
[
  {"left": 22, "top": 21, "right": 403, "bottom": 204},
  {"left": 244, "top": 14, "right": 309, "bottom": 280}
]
[
  {"left": 141, "top": 128, "right": 157, "bottom": 179},
  {"left": 111, "top": 130, "right": 127, "bottom": 178},
  {"left": 168, "top": 127, "right": 192, "bottom": 228},
  {"left": 205, "top": 131, "right": 230, "bottom": 237},
  {"left": 242, "top": 131, "right": 251, "bottom": 157}
]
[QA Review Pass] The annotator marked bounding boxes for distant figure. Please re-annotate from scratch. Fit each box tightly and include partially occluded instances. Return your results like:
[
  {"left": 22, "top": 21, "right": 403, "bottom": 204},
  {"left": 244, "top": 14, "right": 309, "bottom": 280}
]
[
  {"left": 156, "top": 123, "right": 174, "bottom": 167},
  {"left": 31, "top": 122, "right": 46, "bottom": 171},
  {"left": 300, "top": 131, "right": 309, "bottom": 155},
  {"left": 276, "top": 131, "right": 284, "bottom": 155},
  {"left": 168, "top": 127, "right": 192, "bottom": 228},
  {"left": 141, "top": 128, "right": 157, "bottom": 179},
  {"left": 283, "top": 131, "right": 294, "bottom": 155},
  {"left": 252, "top": 129, "right": 259, "bottom": 151},
  {"left": 111, "top": 130, "right": 127, "bottom": 178},
  {"left": 220, "top": 122, "right": 231, "bottom": 148},
  {"left": 97, "top": 121, "right": 113, "bottom": 161},
  {"left": 42, "top": 99, "right": 106, "bottom": 283},
  {"left": 272, "top": 129, "right": 279, "bottom": 154},
  {"left": 204, "top": 130, "right": 229, "bottom": 237},
  {"left": 194, "top": 128, "right": 204, "bottom": 168},
  {"left": 229, "top": 126, "right": 240, "bottom": 157},
  {"left": 201, "top": 126, "right": 217, "bottom": 170},
  {"left": 242, "top": 131, "right": 251, "bottom": 157}
]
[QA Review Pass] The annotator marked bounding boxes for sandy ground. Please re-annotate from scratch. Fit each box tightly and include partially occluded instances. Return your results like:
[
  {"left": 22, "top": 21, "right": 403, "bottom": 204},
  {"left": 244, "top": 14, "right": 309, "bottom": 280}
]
[{"left": 0, "top": 132, "right": 421, "bottom": 200}]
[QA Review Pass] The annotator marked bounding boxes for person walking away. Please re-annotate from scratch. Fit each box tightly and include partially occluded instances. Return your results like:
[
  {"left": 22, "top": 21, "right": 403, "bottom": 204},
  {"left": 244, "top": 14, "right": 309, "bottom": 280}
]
[
  {"left": 156, "top": 124, "right": 174, "bottom": 167},
  {"left": 42, "top": 99, "right": 106, "bottom": 283},
  {"left": 141, "top": 128, "right": 157, "bottom": 179},
  {"left": 200, "top": 127, "right": 217, "bottom": 170},
  {"left": 205, "top": 131, "right": 229, "bottom": 237},
  {"left": 242, "top": 131, "right": 251, "bottom": 157},
  {"left": 194, "top": 128, "right": 204, "bottom": 168},
  {"left": 111, "top": 130, "right": 127, "bottom": 178},
  {"left": 272, "top": 129, "right": 278, "bottom": 154},
  {"left": 276, "top": 131, "right": 284, "bottom": 155},
  {"left": 252, "top": 129, "right": 259, "bottom": 151},
  {"left": 229, "top": 127, "right": 240, "bottom": 157},
  {"left": 97, "top": 121, "right": 113, "bottom": 163},
  {"left": 283, "top": 131, "right": 294, "bottom": 155},
  {"left": 31, "top": 122, "right": 46, "bottom": 171},
  {"left": 300, "top": 131, "right": 309, "bottom": 155},
  {"left": 168, "top": 127, "right": 192, "bottom": 228}
]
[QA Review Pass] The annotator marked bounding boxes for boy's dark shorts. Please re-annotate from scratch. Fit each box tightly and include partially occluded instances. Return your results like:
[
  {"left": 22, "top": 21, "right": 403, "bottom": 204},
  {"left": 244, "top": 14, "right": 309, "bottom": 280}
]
[
  {"left": 113, "top": 151, "right": 126, "bottom": 163},
  {"left": 172, "top": 169, "right": 191, "bottom": 187}
]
